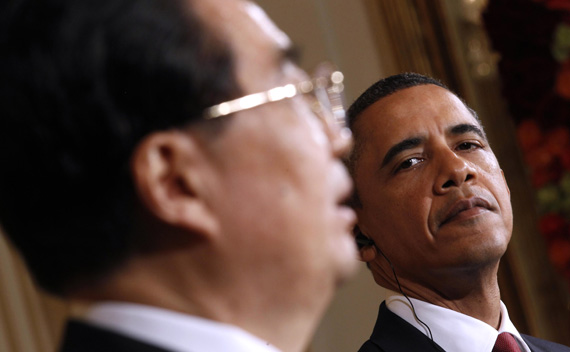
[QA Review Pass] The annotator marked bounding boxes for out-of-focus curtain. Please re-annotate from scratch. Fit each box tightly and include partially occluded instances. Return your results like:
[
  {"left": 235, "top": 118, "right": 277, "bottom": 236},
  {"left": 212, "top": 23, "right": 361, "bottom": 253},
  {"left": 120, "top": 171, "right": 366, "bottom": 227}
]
[{"left": 0, "top": 230, "right": 67, "bottom": 352}]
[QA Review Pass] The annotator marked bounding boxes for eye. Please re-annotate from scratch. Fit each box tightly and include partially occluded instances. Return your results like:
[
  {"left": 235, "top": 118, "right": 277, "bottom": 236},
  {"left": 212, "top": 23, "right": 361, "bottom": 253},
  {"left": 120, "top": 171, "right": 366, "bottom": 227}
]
[
  {"left": 456, "top": 141, "right": 482, "bottom": 151},
  {"left": 395, "top": 157, "right": 423, "bottom": 172}
]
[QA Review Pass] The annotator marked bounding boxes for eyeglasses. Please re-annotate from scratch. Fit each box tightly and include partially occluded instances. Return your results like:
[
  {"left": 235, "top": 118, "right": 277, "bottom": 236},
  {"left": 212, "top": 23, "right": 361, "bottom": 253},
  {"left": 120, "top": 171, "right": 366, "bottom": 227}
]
[{"left": 203, "top": 62, "right": 348, "bottom": 139}]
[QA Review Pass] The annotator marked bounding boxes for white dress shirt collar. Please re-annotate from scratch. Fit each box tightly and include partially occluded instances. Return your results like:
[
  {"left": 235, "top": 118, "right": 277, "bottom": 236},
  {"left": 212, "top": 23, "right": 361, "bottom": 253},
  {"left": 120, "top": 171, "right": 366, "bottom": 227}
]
[
  {"left": 82, "top": 302, "right": 281, "bottom": 352},
  {"left": 386, "top": 292, "right": 531, "bottom": 352}
]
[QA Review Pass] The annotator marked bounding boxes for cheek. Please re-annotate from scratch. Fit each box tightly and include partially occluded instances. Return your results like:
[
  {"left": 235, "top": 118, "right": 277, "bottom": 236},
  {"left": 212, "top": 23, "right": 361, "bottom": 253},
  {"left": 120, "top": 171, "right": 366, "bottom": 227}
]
[
  {"left": 494, "top": 178, "right": 513, "bottom": 230},
  {"left": 360, "top": 190, "right": 430, "bottom": 243},
  {"left": 290, "top": 98, "right": 329, "bottom": 148},
  {"left": 479, "top": 157, "right": 512, "bottom": 213},
  {"left": 475, "top": 158, "right": 513, "bottom": 237},
  {"left": 308, "top": 118, "right": 329, "bottom": 147},
  {"left": 477, "top": 153, "right": 503, "bottom": 179}
]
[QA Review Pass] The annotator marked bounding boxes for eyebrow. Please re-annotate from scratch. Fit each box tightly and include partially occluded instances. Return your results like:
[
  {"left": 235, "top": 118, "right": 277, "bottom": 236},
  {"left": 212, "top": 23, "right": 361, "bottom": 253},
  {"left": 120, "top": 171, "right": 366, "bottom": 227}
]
[
  {"left": 380, "top": 123, "right": 487, "bottom": 169},
  {"left": 448, "top": 123, "right": 487, "bottom": 141},
  {"left": 381, "top": 137, "right": 424, "bottom": 168}
]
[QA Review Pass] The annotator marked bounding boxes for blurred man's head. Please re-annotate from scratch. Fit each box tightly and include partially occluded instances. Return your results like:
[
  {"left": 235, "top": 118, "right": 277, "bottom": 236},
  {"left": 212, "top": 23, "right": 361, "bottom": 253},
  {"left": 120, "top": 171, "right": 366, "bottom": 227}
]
[
  {"left": 0, "top": 0, "right": 357, "bottom": 324},
  {"left": 1, "top": 0, "right": 234, "bottom": 295},
  {"left": 347, "top": 73, "right": 512, "bottom": 295}
]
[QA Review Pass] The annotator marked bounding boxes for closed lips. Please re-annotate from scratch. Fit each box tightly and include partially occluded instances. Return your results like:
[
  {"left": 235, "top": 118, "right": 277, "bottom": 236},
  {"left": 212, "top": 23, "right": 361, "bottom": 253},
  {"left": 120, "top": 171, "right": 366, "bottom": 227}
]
[{"left": 440, "top": 196, "right": 492, "bottom": 227}]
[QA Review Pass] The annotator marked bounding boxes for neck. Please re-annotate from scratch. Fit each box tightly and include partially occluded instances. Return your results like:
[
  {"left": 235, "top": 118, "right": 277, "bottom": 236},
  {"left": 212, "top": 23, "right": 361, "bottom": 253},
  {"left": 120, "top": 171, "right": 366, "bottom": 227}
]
[
  {"left": 373, "top": 260, "right": 502, "bottom": 328},
  {"left": 69, "top": 250, "right": 326, "bottom": 352}
]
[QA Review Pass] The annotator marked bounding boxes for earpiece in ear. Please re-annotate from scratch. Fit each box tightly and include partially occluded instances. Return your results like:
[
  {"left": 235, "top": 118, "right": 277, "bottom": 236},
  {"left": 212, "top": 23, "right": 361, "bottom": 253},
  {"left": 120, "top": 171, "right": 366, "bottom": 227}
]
[
  {"left": 353, "top": 224, "right": 375, "bottom": 249},
  {"left": 355, "top": 233, "right": 375, "bottom": 249}
]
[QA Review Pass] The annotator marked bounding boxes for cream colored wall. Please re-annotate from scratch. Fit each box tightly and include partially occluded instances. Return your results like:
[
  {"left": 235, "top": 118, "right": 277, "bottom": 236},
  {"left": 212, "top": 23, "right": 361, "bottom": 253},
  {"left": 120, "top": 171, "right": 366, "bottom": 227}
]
[
  {"left": 254, "top": 1, "right": 390, "bottom": 351},
  {"left": 255, "top": 0, "right": 389, "bottom": 102}
]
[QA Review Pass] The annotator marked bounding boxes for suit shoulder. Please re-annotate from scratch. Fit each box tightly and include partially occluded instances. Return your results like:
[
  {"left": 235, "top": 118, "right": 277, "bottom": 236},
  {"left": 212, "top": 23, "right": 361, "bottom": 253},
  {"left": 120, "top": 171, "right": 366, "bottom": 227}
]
[
  {"left": 358, "top": 339, "right": 385, "bottom": 352},
  {"left": 59, "top": 320, "right": 171, "bottom": 352},
  {"left": 522, "top": 334, "right": 570, "bottom": 352}
]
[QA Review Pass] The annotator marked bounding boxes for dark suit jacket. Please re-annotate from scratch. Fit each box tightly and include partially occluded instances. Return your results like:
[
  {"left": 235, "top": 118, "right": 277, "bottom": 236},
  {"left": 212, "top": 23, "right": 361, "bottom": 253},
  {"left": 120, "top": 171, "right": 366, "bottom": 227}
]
[
  {"left": 359, "top": 301, "right": 570, "bottom": 352},
  {"left": 59, "top": 320, "right": 172, "bottom": 352}
]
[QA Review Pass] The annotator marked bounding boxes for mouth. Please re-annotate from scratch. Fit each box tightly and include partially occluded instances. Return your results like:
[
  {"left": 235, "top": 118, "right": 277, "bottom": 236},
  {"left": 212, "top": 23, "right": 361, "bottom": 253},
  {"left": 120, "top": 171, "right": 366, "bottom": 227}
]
[{"left": 439, "top": 196, "right": 493, "bottom": 228}]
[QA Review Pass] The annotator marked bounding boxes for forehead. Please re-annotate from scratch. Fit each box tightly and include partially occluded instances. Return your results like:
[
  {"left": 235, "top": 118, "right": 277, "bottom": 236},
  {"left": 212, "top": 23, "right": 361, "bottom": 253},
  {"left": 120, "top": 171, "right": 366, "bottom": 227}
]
[
  {"left": 192, "top": 0, "right": 292, "bottom": 93},
  {"left": 354, "top": 84, "right": 480, "bottom": 156}
]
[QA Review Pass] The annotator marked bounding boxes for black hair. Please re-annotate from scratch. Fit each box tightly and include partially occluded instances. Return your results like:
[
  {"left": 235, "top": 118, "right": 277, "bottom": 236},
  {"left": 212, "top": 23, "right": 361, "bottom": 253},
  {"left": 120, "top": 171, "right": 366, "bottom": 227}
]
[
  {"left": 0, "top": 0, "right": 240, "bottom": 296},
  {"left": 347, "top": 72, "right": 447, "bottom": 131}
]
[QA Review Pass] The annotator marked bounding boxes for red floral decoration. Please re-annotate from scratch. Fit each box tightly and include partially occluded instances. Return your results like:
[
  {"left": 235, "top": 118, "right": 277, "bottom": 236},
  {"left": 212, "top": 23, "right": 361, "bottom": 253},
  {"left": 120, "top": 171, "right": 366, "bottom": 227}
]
[{"left": 483, "top": 0, "right": 570, "bottom": 286}]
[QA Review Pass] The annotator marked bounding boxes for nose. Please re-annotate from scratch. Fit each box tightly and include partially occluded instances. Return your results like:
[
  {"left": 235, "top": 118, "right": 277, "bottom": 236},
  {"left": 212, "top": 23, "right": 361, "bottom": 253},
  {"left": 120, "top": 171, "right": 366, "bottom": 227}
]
[
  {"left": 433, "top": 148, "right": 476, "bottom": 194},
  {"left": 331, "top": 126, "right": 353, "bottom": 158}
]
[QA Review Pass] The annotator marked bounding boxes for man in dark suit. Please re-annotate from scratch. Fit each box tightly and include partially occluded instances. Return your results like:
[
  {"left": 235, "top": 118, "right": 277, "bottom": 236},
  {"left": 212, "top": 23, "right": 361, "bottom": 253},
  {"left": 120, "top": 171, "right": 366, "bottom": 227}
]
[
  {"left": 346, "top": 73, "right": 570, "bottom": 352},
  {"left": 0, "top": 0, "right": 359, "bottom": 351}
]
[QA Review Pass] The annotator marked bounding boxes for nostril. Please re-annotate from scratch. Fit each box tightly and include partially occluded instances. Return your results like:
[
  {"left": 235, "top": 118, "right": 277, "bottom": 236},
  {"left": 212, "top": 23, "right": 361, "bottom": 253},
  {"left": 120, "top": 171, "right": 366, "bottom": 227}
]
[
  {"left": 465, "top": 174, "right": 474, "bottom": 182},
  {"left": 442, "top": 180, "right": 454, "bottom": 188}
]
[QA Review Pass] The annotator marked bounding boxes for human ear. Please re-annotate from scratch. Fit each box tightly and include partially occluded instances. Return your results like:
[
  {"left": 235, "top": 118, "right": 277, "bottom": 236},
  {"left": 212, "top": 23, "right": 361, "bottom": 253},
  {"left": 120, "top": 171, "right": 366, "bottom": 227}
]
[
  {"left": 354, "top": 225, "right": 377, "bottom": 262},
  {"left": 130, "top": 130, "right": 219, "bottom": 238}
]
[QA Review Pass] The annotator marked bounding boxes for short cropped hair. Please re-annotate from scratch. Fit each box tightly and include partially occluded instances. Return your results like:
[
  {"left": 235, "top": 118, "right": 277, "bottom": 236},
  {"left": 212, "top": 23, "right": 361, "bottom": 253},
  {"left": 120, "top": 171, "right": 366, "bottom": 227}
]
[
  {"left": 345, "top": 73, "right": 481, "bottom": 208},
  {"left": 0, "top": 0, "right": 240, "bottom": 295},
  {"left": 347, "top": 73, "right": 447, "bottom": 130}
]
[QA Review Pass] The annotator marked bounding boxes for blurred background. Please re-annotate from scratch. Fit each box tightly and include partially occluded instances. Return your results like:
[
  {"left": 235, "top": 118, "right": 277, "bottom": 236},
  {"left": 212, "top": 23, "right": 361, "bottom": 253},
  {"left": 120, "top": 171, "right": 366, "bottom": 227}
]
[{"left": 1, "top": 0, "right": 570, "bottom": 351}]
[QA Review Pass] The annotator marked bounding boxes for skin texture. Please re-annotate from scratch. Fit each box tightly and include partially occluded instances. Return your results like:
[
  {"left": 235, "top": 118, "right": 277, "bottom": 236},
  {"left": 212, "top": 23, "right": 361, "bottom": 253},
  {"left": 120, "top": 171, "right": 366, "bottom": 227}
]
[
  {"left": 353, "top": 84, "right": 513, "bottom": 327},
  {"left": 72, "top": 1, "right": 358, "bottom": 352}
]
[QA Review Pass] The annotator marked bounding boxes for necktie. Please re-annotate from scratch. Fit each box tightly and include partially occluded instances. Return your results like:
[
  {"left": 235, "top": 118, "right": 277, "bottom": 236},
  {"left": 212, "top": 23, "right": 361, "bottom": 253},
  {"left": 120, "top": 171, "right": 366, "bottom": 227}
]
[{"left": 492, "top": 332, "right": 521, "bottom": 352}]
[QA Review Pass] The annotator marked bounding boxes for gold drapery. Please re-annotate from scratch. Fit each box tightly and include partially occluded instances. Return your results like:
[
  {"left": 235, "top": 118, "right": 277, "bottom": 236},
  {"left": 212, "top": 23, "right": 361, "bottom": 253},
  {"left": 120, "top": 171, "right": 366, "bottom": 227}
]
[{"left": 0, "top": 231, "right": 67, "bottom": 352}]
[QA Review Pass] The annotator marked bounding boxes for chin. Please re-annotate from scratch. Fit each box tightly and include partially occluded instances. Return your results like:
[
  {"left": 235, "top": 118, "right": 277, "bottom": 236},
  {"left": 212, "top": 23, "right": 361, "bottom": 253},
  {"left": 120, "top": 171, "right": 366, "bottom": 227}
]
[
  {"left": 336, "top": 259, "right": 359, "bottom": 286},
  {"left": 333, "top": 251, "right": 360, "bottom": 286},
  {"left": 453, "top": 245, "right": 506, "bottom": 270}
]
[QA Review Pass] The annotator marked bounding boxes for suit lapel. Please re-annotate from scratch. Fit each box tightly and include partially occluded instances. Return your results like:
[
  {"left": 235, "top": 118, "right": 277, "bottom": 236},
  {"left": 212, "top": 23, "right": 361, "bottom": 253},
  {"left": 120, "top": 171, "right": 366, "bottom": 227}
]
[
  {"left": 59, "top": 320, "right": 172, "bottom": 352},
  {"left": 366, "top": 301, "right": 444, "bottom": 352},
  {"left": 521, "top": 333, "right": 570, "bottom": 352},
  {"left": 522, "top": 334, "right": 540, "bottom": 352},
  {"left": 363, "top": 302, "right": 570, "bottom": 352}
]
